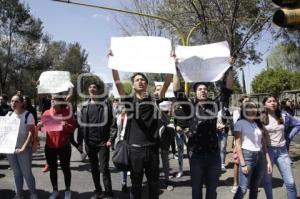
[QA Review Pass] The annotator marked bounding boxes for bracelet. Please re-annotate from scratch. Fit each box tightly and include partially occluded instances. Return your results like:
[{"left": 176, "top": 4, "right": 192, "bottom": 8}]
[{"left": 241, "top": 164, "right": 247, "bottom": 168}]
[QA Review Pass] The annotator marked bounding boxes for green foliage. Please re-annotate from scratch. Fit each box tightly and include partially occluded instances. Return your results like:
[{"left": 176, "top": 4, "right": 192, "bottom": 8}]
[
  {"left": 251, "top": 68, "right": 300, "bottom": 95},
  {"left": 267, "top": 42, "right": 300, "bottom": 71},
  {"left": 0, "top": 0, "right": 90, "bottom": 100}
]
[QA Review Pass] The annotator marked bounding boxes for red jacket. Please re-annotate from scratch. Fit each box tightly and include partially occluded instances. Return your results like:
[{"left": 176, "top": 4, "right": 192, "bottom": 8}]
[{"left": 42, "top": 107, "right": 76, "bottom": 148}]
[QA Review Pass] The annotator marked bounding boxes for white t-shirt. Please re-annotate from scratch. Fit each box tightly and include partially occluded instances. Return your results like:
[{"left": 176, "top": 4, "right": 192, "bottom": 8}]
[
  {"left": 233, "top": 109, "right": 240, "bottom": 125},
  {"left": 7, "top": 111, "right": 34, "bottom": 148},
  {"left": 264, "top": 115, "right": 285, "bottom": 147},
  {"left": 234, "top": 119, "right": 263, "bottom": 151}
]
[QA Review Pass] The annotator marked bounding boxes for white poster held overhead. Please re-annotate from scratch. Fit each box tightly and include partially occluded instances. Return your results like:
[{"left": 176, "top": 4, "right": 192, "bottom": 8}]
[
  {"left": 176, "top": 41, "right": 231, "bottom": 82},
  {"left": 37, "top": 71, "right": 74, "bottom": 94},
  {"left": 154, "top": 82, "right": 175, "bottom": 98},
  {"left": 0, "top": 116, "right": 20, "bottom": 154},
  {"left": 108, "top": 36, "right": 176, "bottom": 74}
]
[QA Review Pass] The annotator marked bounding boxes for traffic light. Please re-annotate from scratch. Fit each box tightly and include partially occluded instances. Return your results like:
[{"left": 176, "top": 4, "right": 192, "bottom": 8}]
[{"left": 272, "top": 0, "right": 300, "bottom": 28}]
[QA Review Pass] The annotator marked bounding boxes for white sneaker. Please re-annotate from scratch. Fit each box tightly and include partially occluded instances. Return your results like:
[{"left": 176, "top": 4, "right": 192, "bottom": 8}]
[
  {"left": 30, "top": 193, "right": 38, "bottom": 199},
  {"left": 49, "top": 191, "right": 59, "bottom": 199},
  {"left": 176, "top": 171, "right": 183, "bottom": 178},
  {"left": 64, "top": 191, "right": 71, "bottom": 199},
  {"left": 221, "top": 164, "right": 227, "bottom": 172},
  {"left": 231, "top": 185, "right": 238, "bottom": 193}
]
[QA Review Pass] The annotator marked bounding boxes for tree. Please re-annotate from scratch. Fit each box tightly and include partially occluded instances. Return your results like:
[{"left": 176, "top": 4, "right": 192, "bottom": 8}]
[
  {"left": 117, "top": 0, "right": 273, "bottom": 67},
  {"left": 0, "top": 0, "right": 44, "bottom": 95},
  {"left": 251, "top": 68, "right": 300, "bottom": 95},
  {"left": 267, "top": 42, "right": 300, "bottom": 71}
]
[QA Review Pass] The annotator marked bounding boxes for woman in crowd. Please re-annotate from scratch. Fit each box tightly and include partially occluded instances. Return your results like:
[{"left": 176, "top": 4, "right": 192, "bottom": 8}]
[
  {"left": 38, "top": 94, "right": 76, "bottom": 199},
  {"left": 6, "top": 94, "right": 38, "bottom": 199},
  {"left": 262, "top": 95, "right": 300, "bottom": 199},
  {"left": 233, "top": 101, "right": 272, "bottom": 199},
  {"left": 231, "top": 96, "right": 250, "bottom": 193}
]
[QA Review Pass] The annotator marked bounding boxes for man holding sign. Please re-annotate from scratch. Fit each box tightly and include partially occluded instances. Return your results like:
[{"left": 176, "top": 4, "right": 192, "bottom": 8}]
[
  {"left": 173, "top": 55, "right": 235, "bottom": 199},
  {"left": 112, "top": 65, "right": 172, "bottom": 199}
]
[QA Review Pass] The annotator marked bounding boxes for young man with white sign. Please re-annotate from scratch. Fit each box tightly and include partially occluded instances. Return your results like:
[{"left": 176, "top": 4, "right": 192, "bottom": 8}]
[
  {"left": 173, "top": 57, "right": 234, "bottom": 199},
  {"left": 112, "top": 68, "right": 172, "bottom": 199}
]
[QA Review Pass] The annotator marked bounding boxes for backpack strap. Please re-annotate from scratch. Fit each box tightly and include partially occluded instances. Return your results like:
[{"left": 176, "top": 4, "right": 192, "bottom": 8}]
[{"left": 24, "top": 111, "right": 30, "bottom": 124}]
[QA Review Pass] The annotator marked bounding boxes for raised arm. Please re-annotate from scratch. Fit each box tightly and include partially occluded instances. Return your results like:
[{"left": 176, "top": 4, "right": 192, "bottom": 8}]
[
  {"left": 159, "top": 74, "right": 173, "bottom": 99},
  {"left": 225, "top": 57, "right": 235, "bottom": 90},
  {"left": 173, "top": 66, "right": 181, "bottom": 92},
  {"left": 112, "top": 69, "right": 126, "bottom": 96}
]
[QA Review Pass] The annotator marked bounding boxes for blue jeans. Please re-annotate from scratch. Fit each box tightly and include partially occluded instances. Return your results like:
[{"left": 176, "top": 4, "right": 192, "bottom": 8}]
[
  {"left": 234, "top": 149, "right": 266, "bottom": 199},
  {"left": 176, "top": 131, "right": 187, "bottom": 173},
  {"left": 7, "top": 147, "right": 36, "bottom": 195},
  {"left": 217, "top": 131, "right": 228, "bottom": 165},
  {"left": 263, "top": 146, "right": 297, "bottom": 199},
  {"left": 189, "top": 151, "right": 221, "bottom": 199}
]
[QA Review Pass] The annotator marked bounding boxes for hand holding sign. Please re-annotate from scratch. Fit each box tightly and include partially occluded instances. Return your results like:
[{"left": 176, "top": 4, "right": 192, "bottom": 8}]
[{"left": 41, "top": 115, "right": 63, "bottom": 132}]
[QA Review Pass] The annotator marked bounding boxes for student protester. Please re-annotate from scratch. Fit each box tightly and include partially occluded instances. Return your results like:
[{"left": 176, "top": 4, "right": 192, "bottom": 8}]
[
  {"left": 111, "top": 103, "right": 129, "bottom": 194},
  {"left": 38, "top": 94, "right": 76, "bottom": 199},
  {"left": 23, "top": 96, "right": 38, "bottom": 125},
  {"left": 262, "top": 95, "right": 300, "bottom": 199},
  {"left": 77, "top": 82, "right": 114, "bottom": 199},
  {"left": 281, "top": 98, "right": 295, "bottom": 116},
  {"left": 0, "top": 94, "right": 11, "bottom": 116},
  {"left": 231, "top": 96, "right": 250, "bottom": 193},
  {"left": 158, "top": 101, "right": 176, "bottom": 191},
  {"left": 6, "top": 94, "right": 38, "bottom": 199},
  {"left": 233, "top": 101, "right": 272, "bottom": 199},
  {"left": 173, "top": 104, "right": 189, "bottom": 178},
  {"left": 173, "top": 57, "right": 235, "bottom": 199},
  {"left": 112, "top": 64, "right": 172, "bottom": 199},
  {"left": 216, "top": 107, "right": 231, "bottom": 172}
]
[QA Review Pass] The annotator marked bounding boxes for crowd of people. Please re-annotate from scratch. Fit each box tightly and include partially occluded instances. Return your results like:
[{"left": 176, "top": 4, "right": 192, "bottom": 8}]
[{"left": 0, "top": 59, "right": 300, "bottom": 199}]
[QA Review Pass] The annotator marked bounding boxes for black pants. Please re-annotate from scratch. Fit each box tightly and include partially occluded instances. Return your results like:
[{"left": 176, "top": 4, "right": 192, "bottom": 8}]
[
  {"left": 45, "top": 144, "right": 72, "bottom": 191},
  {"left": 171, "top": 139, "right": 176, "bottom": 154},
  {"left": 129, "top": 146, "right": 160, "bottom": 199},
  {"left": 85, "top": 144, "right": 112, "bottom": 194}
]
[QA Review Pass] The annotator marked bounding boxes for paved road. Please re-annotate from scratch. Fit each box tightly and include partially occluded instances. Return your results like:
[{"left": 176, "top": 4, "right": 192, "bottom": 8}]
[{"left": 1, "top": 134, "right": 300, "bottom": 199}]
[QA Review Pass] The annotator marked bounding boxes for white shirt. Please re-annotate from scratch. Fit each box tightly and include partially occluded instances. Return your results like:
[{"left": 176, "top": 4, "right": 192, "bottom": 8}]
[
  {"left": 265, "top": 115, "right": 285, "bottom": 147},
  {"left": 7, "top": 111, "right": 34, "bottom": 148},
  {"left": 234, "top": 119, "right": 263, "bottom": 151}
]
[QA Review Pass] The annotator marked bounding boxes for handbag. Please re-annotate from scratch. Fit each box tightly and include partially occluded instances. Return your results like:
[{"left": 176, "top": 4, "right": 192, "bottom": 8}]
[{"left": 112, "top": 140, "right": 130, "bottom": 171}]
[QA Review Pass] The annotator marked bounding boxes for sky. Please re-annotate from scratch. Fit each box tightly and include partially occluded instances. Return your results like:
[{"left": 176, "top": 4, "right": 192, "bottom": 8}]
[{"left": 22, "top": 0, "right": 278, "bottom": 93}]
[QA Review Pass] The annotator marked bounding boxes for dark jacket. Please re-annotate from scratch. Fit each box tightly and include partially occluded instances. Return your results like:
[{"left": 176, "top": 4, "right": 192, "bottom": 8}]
[
  {"left": 77, "top": 98, "right": 114, "bottom": 147},
  {"left": 174, "top": 86, "right": 232, "bottom": 153}
]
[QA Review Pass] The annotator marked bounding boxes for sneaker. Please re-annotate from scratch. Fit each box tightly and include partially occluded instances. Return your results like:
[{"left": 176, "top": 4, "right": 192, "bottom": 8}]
[
  {"left": 176, "top": 171, "right": 183, "bottom": 178},
  {"left": 81, "top": 153, "right": 87, "bottom": 162},
  {"left": 104, "top": 191, "right": 114, "bottom": 199},
  {"left": 231, "top": 185, "right": 238, "bottom": 193},
  {"left": 42, "top": 164, "right": 49, "bottom": 173},
  {"left": 221, "top": 164, "right": 227, "bottom": 172},
  {"left": 64, "top": 191, "right": 71, "bottom": 199},
  {"left": 167, "top": 185, "right": 174, "bottom": 191},
  {"left": 30, "top": 193, "right": 38, "bottom": 199},
  {"left": 13, "top": 194, "right": 23, "bottom": 199},
  {"left": 49, "top": 191, "right": 59, "bottom": 199},
  {"left": 90, "top": 192, "right": 104, "bottom": 199},
  {"left": 173, "top": 154, "right": 178, "bottom": 160},
  {"left": 121, "top": 184, "right": 128, "bottom": 193}
]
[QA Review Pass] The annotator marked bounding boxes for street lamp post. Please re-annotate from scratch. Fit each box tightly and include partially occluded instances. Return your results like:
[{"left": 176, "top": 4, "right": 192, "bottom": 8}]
[{"left": 239, "top": 67, "right": 246, "bottom": 94}]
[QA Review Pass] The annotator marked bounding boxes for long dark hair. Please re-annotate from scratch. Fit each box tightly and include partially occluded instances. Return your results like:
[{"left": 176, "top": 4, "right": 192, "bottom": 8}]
[
  {"left": 261, "top": 95, "right": 283, "bottom": 125},
  {"left": 239, "top": 101, "right": 264, "bottom": 129}
]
